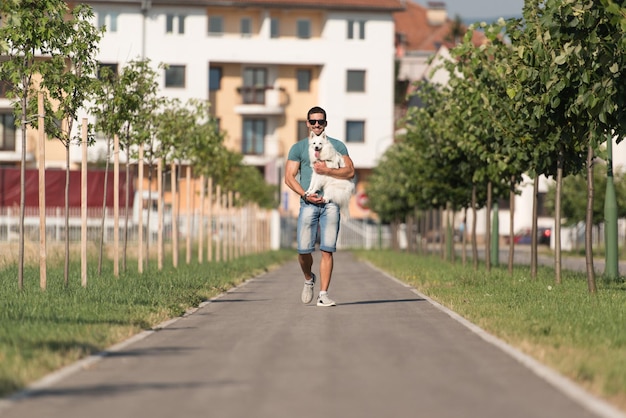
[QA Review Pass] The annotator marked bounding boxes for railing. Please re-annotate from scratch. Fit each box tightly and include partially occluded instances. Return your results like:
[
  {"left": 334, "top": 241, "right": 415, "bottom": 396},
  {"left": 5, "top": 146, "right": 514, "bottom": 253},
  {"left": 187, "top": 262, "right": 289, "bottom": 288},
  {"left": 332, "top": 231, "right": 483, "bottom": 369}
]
[
  {"left": 0, "top": 206, "right": 273, "bottom": 256},
  {"left": 236, "top": 86, "right": 287, "bottom": 107}
]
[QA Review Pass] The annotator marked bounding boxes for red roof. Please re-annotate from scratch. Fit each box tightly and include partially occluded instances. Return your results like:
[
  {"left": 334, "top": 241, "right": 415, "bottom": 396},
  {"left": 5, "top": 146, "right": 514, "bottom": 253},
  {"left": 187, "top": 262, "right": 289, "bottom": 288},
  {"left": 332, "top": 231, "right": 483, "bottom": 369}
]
[
  {"left": 83, "top": 0, "right": 405, "bottom": 11},
  {"left": 394, "top": 1, "right": 485, "bottom": 53}
]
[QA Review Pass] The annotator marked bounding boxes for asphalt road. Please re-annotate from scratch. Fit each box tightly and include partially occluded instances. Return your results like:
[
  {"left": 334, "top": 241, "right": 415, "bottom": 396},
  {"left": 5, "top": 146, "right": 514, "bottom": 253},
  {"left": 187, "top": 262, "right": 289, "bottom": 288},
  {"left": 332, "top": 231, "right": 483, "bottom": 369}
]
[{"left": 1, "top": 252, "right": 624, "bottom": 418}]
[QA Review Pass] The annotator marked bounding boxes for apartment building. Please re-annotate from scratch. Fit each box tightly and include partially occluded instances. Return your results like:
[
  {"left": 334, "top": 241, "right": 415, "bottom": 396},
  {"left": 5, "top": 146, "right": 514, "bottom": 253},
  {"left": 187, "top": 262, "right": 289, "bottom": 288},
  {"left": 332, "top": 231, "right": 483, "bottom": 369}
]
[{"left": 43, "top": 0, "right": 398, "bottom": 218}]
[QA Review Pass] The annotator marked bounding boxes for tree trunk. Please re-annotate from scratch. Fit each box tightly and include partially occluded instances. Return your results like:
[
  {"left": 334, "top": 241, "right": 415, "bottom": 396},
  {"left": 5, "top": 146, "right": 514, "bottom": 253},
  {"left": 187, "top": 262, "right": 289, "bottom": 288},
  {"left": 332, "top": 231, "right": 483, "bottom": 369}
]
[
  {"left": 113, "top": 135, "right": 120, "bottom": 277},
  {"left": 447, "top": 202, "right": 455, "bottom": 263},
  {"left": 471, "top": 185, "right": 478, "bottom": 270},
  {"left": 137, "top": 144, "right": 144, "bottom": 274},
  {"left": 531, "top": 176, "right": 539, "bottom": 279},
  {"left": 406, "top": 213, "right": 414, "bottom": 253},
  {"left": 38, "top": 93, "right": 47, "bottom": 290},
  {"left": 508, "top": 178, "right": 515, "bottom": 275},
  {"left": 555, "top": 150, "right": 564, "bottom": 284},
  {"left": 207, "top": 176, "right": 213, "bottom": 263},
  {"left": 18, "top": 89, "right": 27, "bottom": 290},
  {"left": 585, "top": 145, "right": 597, "bottom": 293},
  {"left": 123, "top": 156, "right": 130, "bottom": 273},
  {"left": 199, "top": 175, "right": 205, "bottom": 263},
  {"left": 461, "top": 207, "right": 467, "bottom": 266},
  {"left": 98, "top": 136, "right": 111, "bottom": 276},
  {"left": 171, "top": 162, "right": 179, "bottom": 268},
  {"left": 186, "top": 165, "right": 192, "bottom": 264},
  {"left": 146, "top": 160, "right": 156, "bottom": 271},
  {"left": 439, "top": 206, "right": 444, "bottom": 260},
  {"left": 485, "top": 181, "right": 492, "bottom": 272},
  {"left": 64, "top": 144, "right": 70, "bottom": 287},
  {"left": 157, "top": 159, "right": 164, "bottom": 270}
]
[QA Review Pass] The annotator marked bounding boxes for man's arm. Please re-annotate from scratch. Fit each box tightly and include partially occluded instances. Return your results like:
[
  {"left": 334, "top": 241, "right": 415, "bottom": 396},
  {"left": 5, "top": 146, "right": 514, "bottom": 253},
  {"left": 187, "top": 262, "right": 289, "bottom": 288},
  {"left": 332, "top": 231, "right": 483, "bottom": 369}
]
[
  {"left": 285, "top": 159, "right": 307, "bottom": 198},
  {"left": 313, "top": 155, "right": 355, "bottom": 180}
]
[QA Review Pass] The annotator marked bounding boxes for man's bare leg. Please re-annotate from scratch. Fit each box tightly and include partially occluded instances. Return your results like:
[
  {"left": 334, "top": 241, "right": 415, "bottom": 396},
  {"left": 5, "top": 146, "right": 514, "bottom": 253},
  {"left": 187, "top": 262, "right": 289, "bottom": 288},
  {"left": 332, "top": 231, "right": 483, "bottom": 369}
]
[
  {"left": 298, "top": 253, "right": 314, "bottom": 281},
  {"left": 319, "top": 250, "right": 333, "bottom": 291}
]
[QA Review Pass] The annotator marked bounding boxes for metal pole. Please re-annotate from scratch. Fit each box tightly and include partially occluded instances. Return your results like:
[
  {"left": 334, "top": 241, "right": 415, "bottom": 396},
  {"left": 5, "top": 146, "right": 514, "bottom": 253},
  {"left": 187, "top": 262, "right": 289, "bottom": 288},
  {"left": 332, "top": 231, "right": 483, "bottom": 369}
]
[{"left": 604, "top": 134, "right": 619, "bottom": 279}]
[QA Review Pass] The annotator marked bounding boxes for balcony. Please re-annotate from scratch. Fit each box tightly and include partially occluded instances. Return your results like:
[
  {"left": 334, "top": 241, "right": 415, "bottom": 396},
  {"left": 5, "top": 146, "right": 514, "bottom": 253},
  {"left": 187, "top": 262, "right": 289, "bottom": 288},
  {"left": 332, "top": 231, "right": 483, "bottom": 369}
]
[{"left": 234, "top": 86, "right": 287, "bottom": 116}]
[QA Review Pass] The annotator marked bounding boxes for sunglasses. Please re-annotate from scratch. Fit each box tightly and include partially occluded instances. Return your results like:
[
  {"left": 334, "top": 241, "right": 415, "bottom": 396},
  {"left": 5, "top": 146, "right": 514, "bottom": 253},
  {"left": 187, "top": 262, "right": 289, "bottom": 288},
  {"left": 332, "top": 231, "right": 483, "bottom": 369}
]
[{"left": 308, "top": 119, "right": 327, "bottom": 126}]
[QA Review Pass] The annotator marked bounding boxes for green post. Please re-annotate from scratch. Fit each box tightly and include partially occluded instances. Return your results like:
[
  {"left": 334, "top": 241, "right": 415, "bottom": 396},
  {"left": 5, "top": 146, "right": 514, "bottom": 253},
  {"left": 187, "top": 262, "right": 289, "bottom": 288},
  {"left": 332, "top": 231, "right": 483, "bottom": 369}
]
[
  {"left": 378, "top": 219, "right": 382, "bottom": 250},
  {"left": 491, "top": 202, "right": 499, "bottom": 267},
  {"left": 604, "top": 136, "right": 619, "bottom": 279}
]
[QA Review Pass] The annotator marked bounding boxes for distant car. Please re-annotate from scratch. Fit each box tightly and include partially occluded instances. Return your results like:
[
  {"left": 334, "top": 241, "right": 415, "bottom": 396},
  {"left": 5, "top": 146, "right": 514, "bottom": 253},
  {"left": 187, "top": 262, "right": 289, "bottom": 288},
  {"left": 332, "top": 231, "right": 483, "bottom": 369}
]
[{"left": 514, "top": 227, "right": 551, "bottom": 245}]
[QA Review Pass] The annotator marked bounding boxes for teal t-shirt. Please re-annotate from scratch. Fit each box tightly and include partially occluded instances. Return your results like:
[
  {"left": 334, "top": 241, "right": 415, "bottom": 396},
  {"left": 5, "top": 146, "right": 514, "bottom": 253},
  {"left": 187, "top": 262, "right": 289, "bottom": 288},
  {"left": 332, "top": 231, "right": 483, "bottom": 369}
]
[{"left": 287, "top": 136, "right": 349, "bottom": 196}]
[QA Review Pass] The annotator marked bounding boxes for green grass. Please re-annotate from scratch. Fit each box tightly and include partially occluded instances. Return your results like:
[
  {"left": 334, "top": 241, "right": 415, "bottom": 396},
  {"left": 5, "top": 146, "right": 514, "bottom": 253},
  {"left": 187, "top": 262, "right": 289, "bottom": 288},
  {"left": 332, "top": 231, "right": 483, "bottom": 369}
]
[
  {"left": 0, "top": 249, "right": 295, "bottom": 398},
  {"left": 353, "top": 249, "right": 626, "bottom": 412}
]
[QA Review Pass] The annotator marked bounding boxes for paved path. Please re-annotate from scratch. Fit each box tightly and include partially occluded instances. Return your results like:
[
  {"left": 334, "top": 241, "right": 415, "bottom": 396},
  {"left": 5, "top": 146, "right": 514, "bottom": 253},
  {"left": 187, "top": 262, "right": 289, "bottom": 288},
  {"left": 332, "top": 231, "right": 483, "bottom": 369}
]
[{"left": 1, "top": 252, "right": 623, "bottom": 418}]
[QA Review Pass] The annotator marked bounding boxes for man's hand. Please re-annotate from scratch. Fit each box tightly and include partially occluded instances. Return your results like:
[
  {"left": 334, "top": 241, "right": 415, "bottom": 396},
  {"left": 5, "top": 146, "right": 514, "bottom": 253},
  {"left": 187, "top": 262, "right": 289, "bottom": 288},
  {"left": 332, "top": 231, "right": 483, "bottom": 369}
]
[
  {"left": 305, "top": 192, "right": 325, "bottom": 204},
  {"left": 313, "top": 160, "right": 331, "bottom": 175}
]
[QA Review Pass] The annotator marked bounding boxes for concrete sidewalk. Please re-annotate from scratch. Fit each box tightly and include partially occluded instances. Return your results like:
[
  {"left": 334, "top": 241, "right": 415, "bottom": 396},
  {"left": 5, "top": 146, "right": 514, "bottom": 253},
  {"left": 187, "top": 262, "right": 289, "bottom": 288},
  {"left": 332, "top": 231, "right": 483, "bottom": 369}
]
[{"left": 1, "top": 252, "right": 623, "bottom": 418}]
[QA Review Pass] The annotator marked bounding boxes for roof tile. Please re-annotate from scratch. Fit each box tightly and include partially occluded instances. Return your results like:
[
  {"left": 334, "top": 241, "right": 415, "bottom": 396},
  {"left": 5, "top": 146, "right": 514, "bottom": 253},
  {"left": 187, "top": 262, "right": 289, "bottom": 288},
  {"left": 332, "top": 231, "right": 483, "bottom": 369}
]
[{"left": 147, "top": 0, "right": 405, "bottom": 11}]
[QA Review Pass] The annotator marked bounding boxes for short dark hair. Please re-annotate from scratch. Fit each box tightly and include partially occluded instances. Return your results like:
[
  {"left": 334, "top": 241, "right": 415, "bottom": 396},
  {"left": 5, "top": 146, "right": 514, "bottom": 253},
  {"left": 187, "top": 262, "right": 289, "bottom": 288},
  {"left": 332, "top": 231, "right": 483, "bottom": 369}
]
[{"left": 307, "top": 106, "right": 326, "bottom": 120}]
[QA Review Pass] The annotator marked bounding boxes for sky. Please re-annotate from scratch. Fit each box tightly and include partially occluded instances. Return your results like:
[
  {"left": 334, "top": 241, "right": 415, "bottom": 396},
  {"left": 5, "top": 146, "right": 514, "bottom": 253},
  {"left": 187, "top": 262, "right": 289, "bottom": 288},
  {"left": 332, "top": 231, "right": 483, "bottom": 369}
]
[{"left": 413, "top": 0, "right": 525, "bottom": 22}]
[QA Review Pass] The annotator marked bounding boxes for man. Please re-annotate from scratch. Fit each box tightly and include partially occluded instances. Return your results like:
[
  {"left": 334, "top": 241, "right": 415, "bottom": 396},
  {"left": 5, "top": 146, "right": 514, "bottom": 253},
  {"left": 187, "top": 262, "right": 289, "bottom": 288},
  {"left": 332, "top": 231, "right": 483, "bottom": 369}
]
[{"left": 284, "top": 106, "right": 355, "bottom": 307}]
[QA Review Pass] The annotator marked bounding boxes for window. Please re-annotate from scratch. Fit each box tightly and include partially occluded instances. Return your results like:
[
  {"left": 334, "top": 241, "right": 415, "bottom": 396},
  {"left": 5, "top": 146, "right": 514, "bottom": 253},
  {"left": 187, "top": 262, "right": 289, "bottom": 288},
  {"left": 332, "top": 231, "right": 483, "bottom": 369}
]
[
  {"left": 110, "top": 12, "right": 118, "bottom": 32},
  {"left": 166, "top": 14, "right": 185, "bottom": 34},
  {"left": 347, "top": 20, "right": 366, "bottom": 39},
  {"left": 165, "top": 65, "right": 185, "bottom": 88},
  {"left": 346, "top": 121, "right": 365, "bottom": 143},
  {"left": 297, "top": 120, "right": 308, "bottom": 141},
  {"left": 97, "top": 12, "right": 118, "bottom": 33},
  {"left": 97, "top": 63, "right": 118, "bottom": 82},
  {"left": 240, "top": 17, "right": 251, "bottom": 37},
  {"left": 296, "top": 69, "right": 311, "bottom": 92},
  {"left": 242, "top": 119, "right": 266, "bottom": 155},
  {"left": 208, "top": 16, "right": 223, "bottom": 35},
  {"left": 297, "top": 19, "right": 311, "bottom": 39},
  {"left": 241, "top": 68, "right": 267, "bottom": 104},
  {"left": 270, "top": 18, "right": 279, "bottom": 38},
  {"left": 209, "top": 67, "right": 222, "bottom": 91},
  {"left": 0, "top": 113, "right": 16, "bottom": 151},
  {"left": 347, "top": 70, "right": 365, "bottom": 92}
]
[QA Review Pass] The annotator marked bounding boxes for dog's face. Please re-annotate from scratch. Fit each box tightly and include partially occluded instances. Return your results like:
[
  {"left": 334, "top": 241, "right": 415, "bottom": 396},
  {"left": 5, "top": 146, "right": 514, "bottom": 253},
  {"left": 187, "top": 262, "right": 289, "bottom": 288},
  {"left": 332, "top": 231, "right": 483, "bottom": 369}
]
[{"left": 309, "top": 132, "right": 328, "bottom": 160}]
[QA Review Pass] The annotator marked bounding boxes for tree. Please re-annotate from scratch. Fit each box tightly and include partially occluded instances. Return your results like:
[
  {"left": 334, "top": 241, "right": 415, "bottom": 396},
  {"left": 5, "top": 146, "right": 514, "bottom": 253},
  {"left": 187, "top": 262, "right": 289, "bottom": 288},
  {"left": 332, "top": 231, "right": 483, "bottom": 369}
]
[
  {"left": 507, "top": 0, "right": 626, "bottom": 291},
  {"left": 91, "top": 58, "right": 161, "bottom": 273},
  {"left": 0, "top": 0, "right": 101, "bottom": 289},
  {"left": 37, "top": 3, "right": 103, "bottom": 286}
]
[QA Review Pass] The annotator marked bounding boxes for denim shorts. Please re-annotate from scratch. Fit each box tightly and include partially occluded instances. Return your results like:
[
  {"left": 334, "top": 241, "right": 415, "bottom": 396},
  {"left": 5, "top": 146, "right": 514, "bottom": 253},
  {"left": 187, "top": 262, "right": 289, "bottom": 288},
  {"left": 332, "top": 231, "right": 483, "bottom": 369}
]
[{"left": 297, "top": 201, "right": 340, "bottom": 254}]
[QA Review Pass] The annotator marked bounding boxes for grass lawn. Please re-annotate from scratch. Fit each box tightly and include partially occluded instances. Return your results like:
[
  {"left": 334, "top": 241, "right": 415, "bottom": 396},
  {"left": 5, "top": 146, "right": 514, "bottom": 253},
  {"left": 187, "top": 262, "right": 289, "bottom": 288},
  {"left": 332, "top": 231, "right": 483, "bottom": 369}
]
[
  {"left": 353, "top": 249, "right": 626, "bottom": 413},
  {"left": 0, "top": 248, "right": 295, "bottom": 398}
]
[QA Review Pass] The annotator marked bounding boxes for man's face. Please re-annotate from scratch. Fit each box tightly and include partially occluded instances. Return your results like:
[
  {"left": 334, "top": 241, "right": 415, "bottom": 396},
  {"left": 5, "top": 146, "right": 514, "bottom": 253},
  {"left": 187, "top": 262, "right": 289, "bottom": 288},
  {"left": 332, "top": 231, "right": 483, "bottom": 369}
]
[{"left": 307, "top": 112, "right": 327, "bottom": 135}]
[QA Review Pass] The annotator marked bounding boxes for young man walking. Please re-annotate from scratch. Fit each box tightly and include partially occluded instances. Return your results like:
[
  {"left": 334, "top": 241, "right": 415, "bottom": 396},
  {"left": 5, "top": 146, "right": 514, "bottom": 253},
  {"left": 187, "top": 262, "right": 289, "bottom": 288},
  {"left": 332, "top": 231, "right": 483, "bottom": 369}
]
[{"left": 284, "top": 106, "right": 355, "bottom": 306}]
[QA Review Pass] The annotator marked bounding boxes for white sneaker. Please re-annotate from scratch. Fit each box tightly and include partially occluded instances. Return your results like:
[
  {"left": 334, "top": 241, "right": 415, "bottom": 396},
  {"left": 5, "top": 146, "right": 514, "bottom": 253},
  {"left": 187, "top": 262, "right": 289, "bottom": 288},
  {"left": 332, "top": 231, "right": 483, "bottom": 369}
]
[
  {"left": 301, "top": 273, "right": 315, "bottom": 304},
  {"left": 316, "top": 293, "right": 336, "bottom": 307}
]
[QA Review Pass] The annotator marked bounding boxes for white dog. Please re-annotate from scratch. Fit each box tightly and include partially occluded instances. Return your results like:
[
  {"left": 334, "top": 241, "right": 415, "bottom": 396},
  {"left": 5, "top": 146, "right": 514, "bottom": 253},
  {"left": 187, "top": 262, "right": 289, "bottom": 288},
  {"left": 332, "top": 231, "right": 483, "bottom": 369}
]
[{"left": 305, "top": 131, "right": 355, "bottom": 217}]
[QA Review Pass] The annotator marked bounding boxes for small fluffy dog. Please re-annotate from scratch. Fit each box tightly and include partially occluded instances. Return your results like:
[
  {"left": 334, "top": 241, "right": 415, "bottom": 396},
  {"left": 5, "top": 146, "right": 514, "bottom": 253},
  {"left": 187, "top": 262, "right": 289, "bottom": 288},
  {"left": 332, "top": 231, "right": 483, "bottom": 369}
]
[{"left": 305, "top": 131, "right": 355, "bottom": 217}]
